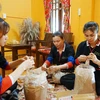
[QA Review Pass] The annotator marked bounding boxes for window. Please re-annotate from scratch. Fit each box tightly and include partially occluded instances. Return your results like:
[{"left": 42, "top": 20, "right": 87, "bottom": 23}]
[{"left": 50, "top": 0, "right": 64, "bottom": 33}]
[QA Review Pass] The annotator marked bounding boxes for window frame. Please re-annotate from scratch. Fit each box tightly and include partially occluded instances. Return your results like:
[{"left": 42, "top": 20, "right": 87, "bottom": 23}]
[{"left": 50, "top": 0, "right": 64, "bottom": 33}]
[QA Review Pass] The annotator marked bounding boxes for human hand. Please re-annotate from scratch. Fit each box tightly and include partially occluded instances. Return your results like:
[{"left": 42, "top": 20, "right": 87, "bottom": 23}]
[
  {"left": 20, "top": 59, "right": 34, "bottom": 70},
  {"left": 41, "top": 63, "right": 47, "bottom": 71},
  {"left": 78, "top": 55, "right": 87, "bottom": 62},
  {"left": 21, "top": 56, "right": 35, "bottom": 64},
  {"left": 87, "top": 53, "right": 98, "bottom": 64},
  {"left": 47, "top": 65, "right": 60, "bottom": 74}
]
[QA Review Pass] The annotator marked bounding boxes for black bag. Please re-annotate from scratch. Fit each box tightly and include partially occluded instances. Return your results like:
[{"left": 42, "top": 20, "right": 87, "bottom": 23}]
[{"left": 60, "top": 73, "right": 75, "bottom": 90}]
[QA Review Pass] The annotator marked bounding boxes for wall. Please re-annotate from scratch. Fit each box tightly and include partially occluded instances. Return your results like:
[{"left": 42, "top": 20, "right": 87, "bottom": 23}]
[
  {"left": 94, "top": 0, "right": 100, "bottom": 33},
  {"left": 71, "top": 0, "right": 94, "bottom": 51},
  {"left": 0, "top": 0, "right": 45, "bottom": 57},
  {"left": 0, "top": 0, "right": 45, "bottom": 42},
  {"left": 0, "top": 0, "right": 32, "bottom": 43},
  {"left": 1, "top": 0, "right": 100, "bottom": 51},
  {"left": 31, "top": 0, "right": 45, "bottom": 39}
]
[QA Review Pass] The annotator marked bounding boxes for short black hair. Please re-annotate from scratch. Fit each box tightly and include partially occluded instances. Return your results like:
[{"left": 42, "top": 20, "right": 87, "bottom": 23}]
[
  {"left": 53, "top": 31, "right": 64, "bottom": 39},
  {"left": 83, "top": 21, "right": 99, "bottom": 34}
]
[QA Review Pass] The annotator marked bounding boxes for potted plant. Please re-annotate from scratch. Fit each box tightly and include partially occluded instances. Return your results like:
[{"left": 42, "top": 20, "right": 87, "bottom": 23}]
[{"left": 19, "top": 18, "right": 40, "bottom": 45}]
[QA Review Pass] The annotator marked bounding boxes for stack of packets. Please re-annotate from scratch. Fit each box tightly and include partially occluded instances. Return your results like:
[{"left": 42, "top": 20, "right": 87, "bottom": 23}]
[{"left": 46, "top": 84, "right": 95, "bottom": 100}]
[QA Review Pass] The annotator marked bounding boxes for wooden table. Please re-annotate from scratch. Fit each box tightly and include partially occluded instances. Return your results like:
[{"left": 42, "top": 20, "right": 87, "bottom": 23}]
[{"left": 1, "top": 44, "right": 32, "bottom": 77}]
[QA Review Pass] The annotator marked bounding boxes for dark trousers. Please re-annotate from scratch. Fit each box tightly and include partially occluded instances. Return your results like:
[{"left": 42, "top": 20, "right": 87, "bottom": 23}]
[
  {"left": 7, "top": 81, "right": 18, "bottom": 92},
  {"left": 94, "top": 70, "right": 100, "bottom": 96}
]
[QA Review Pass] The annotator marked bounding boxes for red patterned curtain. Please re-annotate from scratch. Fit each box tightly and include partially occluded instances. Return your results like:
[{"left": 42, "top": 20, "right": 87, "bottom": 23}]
[
  {"left": 44, "top": 0, "right": 52, "bottom": 32},
  {"left": 61, "top": 0, "right": 70, "bottom": 33}
]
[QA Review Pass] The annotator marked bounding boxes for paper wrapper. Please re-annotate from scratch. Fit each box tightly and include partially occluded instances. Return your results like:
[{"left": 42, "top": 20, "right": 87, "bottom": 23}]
[
  {"left": 24, "top": 68, "right": 48, "bottom": 100},
  {"left": 24, "top": 82, "right": 47, "bottom": 100}
]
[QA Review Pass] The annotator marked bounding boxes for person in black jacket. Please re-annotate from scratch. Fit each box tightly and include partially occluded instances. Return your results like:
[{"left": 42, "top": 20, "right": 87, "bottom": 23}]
[
  {"left": 41, "top": 31, "right": 75, "bottom": 85},
  {"left": 75, "top": 21, "right": 100, "bottom": 100},
  {"left": 0, "top": 18, "right": 34, "bottom": 95}
]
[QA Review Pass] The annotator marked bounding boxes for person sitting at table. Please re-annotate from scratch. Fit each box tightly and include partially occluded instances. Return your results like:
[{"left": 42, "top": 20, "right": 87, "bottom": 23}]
[
  {"left": 0, "top": 17, "right": 34, "bottom": 96},
  {"left": 41, "top": 31, "right": 75, "bottom": 86}
]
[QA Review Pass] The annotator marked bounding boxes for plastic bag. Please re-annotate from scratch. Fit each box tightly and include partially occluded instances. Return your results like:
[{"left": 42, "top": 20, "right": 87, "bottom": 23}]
[
  {"left": 47, "top": 66, "right": 70, "bottom": 84},
  {"left": 52, "top": 71, "right": 67, "bottom": 83},
  {"left": 24, "top": 67, "right": 48, "bottom": 100},
  {"left": 74, "top": 60, "right": 95, "bottom": 94}
]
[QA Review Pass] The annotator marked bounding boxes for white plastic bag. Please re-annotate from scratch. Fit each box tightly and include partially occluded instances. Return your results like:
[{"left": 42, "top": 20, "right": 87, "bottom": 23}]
[
  {"left": 52, "top": 71, "right": 67, "bottom": 83},
  {"left": 74, "top": 60, "right": 95, "bottom": 94},
  {"left": 24, "top": 67, "right": 48, "bottom": 100},
  {"left": 52, "top": 71, "right": 70, "bottom": 84}
]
